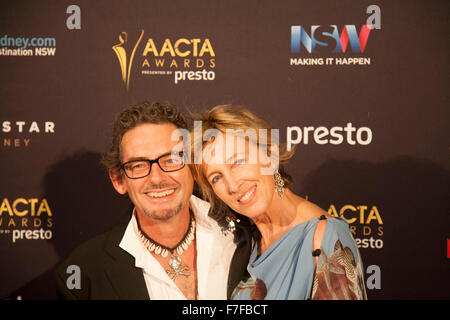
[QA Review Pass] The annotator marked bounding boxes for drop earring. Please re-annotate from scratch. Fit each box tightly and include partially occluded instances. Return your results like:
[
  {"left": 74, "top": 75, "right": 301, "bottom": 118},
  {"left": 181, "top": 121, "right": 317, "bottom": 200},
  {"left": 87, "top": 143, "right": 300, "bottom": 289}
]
[{"left": 274, "top": 171, "right": 285, "bottom": 198}]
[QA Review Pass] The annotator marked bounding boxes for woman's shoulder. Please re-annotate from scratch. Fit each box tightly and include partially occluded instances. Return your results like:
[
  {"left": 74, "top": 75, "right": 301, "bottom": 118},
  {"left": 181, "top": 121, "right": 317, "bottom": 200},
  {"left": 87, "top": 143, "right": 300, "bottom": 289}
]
[
  {"left": 295, "top": 199, "right": 355, "bottom": 250},
  {"left": 294, "top": 199, "right": 332, "bottom": 232},
  {"left": 295, "top": 199, "right": 332, "bottom": 224},
  {"left": 295, "top": 198, "right": 348, "bottom": 227}
]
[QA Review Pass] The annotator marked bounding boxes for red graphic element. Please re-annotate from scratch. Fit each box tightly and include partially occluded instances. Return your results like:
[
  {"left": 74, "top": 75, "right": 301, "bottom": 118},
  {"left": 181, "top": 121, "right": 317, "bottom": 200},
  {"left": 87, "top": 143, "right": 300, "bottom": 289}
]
[
  {"left": 340, "top": 25, "right": 371, "bottom": 53},
  {"left": 447, "top": 239, "right": 450, "bottom": 258}
]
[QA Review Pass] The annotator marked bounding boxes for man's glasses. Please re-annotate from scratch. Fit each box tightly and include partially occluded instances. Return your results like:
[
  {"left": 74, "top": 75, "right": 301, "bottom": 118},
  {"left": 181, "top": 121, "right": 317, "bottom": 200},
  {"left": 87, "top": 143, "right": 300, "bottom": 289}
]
[{"left": 120, "top": 151, "right": 185, "bottom": 179}]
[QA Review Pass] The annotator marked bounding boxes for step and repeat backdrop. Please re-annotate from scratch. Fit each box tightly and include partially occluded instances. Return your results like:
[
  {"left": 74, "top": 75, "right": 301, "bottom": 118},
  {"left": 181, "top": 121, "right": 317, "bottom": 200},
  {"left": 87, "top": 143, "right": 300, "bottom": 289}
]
[{"left": 1, "top": 0, "right": 449, "bottom": 299}]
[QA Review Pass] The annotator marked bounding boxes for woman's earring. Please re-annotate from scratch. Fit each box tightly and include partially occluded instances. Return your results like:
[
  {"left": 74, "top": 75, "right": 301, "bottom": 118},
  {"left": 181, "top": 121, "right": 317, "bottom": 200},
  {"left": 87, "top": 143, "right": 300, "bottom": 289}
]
[
  {"left": 274, "top": 172, "right": 285, "bottom": 198},
  {"left": 225, "top": 213, "right": 240, "bottom": 233}
]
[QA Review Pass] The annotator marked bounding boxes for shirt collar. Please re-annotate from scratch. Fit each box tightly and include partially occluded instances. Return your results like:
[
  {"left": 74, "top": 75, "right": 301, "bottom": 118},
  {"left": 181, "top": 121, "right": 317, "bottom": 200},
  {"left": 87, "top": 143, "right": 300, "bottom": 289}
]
[
  {"left": 119, "top": 194, "right": 216, "bottom": 270},
  {"left": 189, "top": 194, "right": 214, "bottom": 230}
]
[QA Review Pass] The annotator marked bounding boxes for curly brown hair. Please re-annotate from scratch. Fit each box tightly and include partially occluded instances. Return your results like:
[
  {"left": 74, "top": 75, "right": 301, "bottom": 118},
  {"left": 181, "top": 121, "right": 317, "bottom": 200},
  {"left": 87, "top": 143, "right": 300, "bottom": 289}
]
[{"left": 101, "top": 101, "right": 188, "bottom": 175}]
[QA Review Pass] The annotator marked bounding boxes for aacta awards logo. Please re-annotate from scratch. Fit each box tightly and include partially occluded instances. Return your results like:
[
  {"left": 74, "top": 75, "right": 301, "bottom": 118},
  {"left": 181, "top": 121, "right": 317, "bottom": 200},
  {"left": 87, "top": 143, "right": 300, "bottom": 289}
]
[
  {"left": 0, "top": 198, "right": 53, "bottom": 243},
  {"left": 112, "top": 30, "right": 216, "bottom": 90},
  {"left": 328, "top": 203, "right": 384, "bottom": 249}
]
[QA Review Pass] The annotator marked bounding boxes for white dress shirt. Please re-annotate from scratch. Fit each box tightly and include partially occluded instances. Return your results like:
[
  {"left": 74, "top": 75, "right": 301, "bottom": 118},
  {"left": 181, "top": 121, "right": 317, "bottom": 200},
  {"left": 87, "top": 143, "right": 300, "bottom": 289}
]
[{"left": 119, "top": 195, "right": 237, "bottom": 300}]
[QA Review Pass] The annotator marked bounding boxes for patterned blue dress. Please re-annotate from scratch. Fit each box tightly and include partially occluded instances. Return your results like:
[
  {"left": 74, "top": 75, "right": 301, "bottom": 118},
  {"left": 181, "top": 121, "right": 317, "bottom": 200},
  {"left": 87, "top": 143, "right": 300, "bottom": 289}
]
[{"left": 231, "top": 217, "right": 367, "bottom": 300}]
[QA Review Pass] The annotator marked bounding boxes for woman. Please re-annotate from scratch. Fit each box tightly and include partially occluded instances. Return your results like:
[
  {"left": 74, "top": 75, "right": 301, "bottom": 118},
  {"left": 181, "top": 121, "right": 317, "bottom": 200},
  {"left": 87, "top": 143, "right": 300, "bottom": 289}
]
[{"left": 190, "top": 105, "right": 367, "bottom": 300}]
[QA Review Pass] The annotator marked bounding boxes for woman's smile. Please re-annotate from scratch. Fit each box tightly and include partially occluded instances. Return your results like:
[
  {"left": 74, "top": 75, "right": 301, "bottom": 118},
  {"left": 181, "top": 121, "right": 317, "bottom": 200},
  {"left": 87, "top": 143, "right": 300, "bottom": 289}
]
[{"left": 237, "top": 185, "right": 257, "bottom": 205}]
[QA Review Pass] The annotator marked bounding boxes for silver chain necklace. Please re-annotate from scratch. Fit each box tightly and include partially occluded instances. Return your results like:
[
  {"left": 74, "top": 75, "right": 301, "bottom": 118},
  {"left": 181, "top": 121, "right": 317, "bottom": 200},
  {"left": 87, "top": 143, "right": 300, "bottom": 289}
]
[{"left": 134, "top": 208, "right": 196, "bottom": 280}]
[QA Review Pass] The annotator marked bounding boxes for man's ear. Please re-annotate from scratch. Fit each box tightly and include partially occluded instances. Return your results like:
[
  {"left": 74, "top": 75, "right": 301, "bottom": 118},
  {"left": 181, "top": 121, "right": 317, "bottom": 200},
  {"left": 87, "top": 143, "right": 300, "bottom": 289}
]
[{"left": 109, "top": 167, "right": 128, "bottom": 195}]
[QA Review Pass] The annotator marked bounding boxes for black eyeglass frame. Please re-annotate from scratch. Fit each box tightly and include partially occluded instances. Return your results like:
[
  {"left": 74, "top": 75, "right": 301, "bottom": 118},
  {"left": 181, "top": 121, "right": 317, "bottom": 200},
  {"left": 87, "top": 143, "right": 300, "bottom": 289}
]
[{"left": 120, "top": 151, "right": 185, "bottom": 179}]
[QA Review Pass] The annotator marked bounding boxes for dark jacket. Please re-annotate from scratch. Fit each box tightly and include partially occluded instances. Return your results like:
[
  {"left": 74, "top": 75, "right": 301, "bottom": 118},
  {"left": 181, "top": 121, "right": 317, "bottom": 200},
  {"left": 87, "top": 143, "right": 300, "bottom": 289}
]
[{"left": 54, "top": 212, "right": 251, "bottom": 300}]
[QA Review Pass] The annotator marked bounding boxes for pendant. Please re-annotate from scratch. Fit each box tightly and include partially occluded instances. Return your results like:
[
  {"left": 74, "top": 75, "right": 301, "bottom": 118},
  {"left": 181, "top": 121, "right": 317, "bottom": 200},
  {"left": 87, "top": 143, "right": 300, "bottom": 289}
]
[
  {"left": 166, "top": 255, "right": 190, "bottom": 280},
  {"left": 225, "top": 214, "right": 240, "bottom": 233}
]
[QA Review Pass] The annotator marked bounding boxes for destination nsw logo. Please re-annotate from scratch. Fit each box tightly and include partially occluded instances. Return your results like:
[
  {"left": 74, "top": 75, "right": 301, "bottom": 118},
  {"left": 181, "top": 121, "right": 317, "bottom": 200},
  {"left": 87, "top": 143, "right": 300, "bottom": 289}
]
[
  {"left": 112, "top": 30, "right": 216, "bottom": 90},
  {"left": 290, "top": 25, "right": 373, "bottom": 66},
  {"left": 0, "top": 34, "right": 56, "bottom": 57}
]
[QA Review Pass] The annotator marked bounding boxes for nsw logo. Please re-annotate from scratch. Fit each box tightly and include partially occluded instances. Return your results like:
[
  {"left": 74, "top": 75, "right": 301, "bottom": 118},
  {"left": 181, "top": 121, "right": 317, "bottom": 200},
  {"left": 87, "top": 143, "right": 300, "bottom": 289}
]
[{"left": 291, "top": 25, "right": 372, "bottom": 54}]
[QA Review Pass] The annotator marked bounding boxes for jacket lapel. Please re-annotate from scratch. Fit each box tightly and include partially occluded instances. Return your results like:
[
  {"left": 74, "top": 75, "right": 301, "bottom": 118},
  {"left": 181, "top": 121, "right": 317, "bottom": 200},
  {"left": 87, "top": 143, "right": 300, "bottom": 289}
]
[
  {"left": 105, "top": 262, "right": 149, "bottom": 300},
  {"left": 103, "top": 214, "right": 150, "bottom": 300},
  {"left": 227, "top": 222, "right": 252, "bottom": 299}
]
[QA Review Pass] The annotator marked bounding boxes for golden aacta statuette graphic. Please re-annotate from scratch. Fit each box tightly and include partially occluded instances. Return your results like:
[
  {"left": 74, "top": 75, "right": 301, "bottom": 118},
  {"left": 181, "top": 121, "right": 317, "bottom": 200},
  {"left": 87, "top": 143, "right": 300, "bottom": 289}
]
[{"left": 112, "top": 30, "right": 144, "bottom": 90}]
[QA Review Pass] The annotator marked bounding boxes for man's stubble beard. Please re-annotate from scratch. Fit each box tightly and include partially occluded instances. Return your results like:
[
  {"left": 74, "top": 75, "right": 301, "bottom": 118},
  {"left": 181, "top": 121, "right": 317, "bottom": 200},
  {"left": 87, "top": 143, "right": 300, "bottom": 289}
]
[
  {"left": 142, "top": 199, "right": 185, "bottom": 221},
  {"left": 138, "top": 181, "right": 191, "bottom": 221}
]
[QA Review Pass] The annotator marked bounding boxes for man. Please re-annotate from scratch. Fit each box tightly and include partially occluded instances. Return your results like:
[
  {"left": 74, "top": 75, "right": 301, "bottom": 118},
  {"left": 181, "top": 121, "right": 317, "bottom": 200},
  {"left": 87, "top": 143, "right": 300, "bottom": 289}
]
[{"left": 54, "top": 101, "right": 251, "bottom": 299}]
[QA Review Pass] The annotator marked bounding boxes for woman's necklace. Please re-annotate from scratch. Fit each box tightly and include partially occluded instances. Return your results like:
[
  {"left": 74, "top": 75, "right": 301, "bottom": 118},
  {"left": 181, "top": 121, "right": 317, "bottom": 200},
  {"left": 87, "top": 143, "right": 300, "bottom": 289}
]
[{"left": 134, "top": 208, "right": 196, "bottom": 280}]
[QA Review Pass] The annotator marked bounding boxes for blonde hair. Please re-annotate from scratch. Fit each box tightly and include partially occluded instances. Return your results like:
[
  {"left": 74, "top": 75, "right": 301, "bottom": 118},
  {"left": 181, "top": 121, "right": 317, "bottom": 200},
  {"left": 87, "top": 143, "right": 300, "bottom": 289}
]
[{"left": 190, "top": 104, "right": 294, "bottom": 222}]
